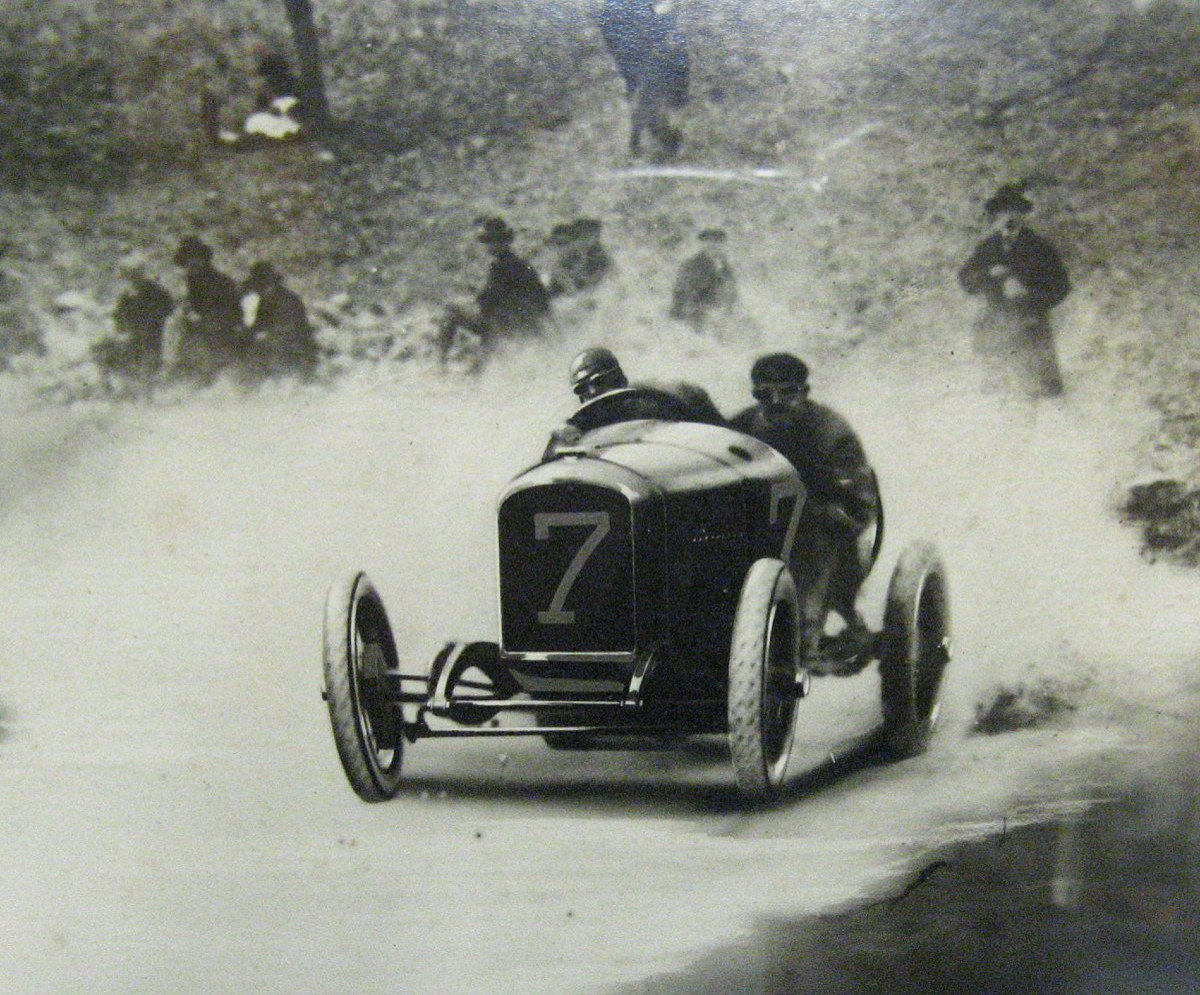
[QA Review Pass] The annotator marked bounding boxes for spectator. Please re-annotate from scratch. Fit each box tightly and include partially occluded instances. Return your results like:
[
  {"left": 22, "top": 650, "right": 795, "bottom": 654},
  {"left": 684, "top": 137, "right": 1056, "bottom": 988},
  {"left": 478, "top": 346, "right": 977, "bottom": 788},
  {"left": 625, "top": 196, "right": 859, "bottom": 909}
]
[
  {"left": 547, "top": 218, "right": 611, "bottom": 297},
  {"left": 171, "top": 236, "right": 248, "bottom": 383},
  {"left": 598, "top": 0, "right": 690, "bottom": 158},
  {"left": 437, "top": 216, "right": 550, "bottom": 367},
  {"left": 670, "top": 228, "right": 737, "bottom": 328},
  {"left": 202, "top": 50, "right": 307, "bottom": 150},
  {"left": 958, "top": 182, "right": 1070, "bottom": 397},
  {"left": 93, "top": 252, "right": 174, "bottom": 383},
  {"left": 255, "top": 50, "right": 304, "bottom": 119},
  {"left": 241, "top": 261, "right": 318, "bottom": 379},
  {"left": 0, "top": 254, "right": 43, "bottom": 370}
]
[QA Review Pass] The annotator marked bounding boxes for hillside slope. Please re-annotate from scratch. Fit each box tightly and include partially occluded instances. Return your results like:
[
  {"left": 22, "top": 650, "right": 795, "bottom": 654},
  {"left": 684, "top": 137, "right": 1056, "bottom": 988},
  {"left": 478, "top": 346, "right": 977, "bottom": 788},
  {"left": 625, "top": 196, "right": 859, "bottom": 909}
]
[{"left": 1, "top": 0, "right": 1199, "bottom": 487}]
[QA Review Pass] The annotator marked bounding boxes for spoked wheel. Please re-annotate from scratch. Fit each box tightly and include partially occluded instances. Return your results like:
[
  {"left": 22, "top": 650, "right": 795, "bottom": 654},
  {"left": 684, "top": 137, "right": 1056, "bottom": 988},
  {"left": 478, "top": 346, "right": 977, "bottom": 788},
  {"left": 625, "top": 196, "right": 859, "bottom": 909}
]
[
  {"left": 879, "top": 542, "right": 952, "bottom": 759},
  {"left": 323, "top": 572, "right": 405, "bottom": 802},
  {"left": 728, "top": 558, "right": 802, "bottom": 801}
]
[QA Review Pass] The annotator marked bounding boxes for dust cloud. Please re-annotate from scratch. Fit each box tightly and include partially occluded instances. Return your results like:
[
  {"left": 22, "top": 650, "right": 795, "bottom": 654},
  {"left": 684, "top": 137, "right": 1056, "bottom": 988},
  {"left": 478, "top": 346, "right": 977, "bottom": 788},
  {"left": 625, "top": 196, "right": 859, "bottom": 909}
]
[{"left": 0, "top": 292, "right": 1194, "bottom": 991}]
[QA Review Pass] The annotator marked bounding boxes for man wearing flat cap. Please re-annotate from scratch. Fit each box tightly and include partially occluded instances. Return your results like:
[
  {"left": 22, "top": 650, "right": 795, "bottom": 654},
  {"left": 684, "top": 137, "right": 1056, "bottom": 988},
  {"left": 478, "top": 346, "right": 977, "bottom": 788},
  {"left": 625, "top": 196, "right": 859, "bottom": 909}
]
[
  {"left": 437, "top": 216, "right": 550, "bottom": 367},
  {"left": 730, "top": 353, "right": 880, "bottom": 668},
  {"left": 958, "top": 182, "right": 1070, "bottom": 397},
  {"left": 670, "top": 227, "right": 737, "bottom": 329},
  {"left": 547, "top": 218, "right": 611, "bottom": 297}
]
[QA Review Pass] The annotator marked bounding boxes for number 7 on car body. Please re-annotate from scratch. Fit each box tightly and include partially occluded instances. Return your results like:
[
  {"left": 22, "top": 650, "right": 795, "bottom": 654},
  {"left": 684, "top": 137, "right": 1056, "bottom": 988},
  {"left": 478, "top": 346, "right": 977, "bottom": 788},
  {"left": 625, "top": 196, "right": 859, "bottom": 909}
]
[{"left": 535, "top": 511, "right": 612, "bottom": 624}]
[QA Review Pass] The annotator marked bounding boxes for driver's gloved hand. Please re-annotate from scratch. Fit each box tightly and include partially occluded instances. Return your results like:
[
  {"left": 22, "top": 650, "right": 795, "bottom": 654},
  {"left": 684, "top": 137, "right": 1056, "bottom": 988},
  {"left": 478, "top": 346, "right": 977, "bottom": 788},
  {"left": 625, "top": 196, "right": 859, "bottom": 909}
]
[
  {"left": 542, "top": 423, "right": 583, "bottom": 461},
  {"left": 813, "top": 502, "right": 864, "bottom": 536}
]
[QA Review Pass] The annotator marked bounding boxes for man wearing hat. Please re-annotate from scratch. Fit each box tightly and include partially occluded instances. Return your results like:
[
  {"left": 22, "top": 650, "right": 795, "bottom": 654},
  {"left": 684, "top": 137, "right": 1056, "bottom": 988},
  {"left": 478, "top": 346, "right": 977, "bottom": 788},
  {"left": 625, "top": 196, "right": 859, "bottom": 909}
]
[
  {"left": 241, "top": 261, "right": 318, "bottom": 378},
  {"left": 94, "top": 252, "right": 175, "bottom": 383},
  {"left": 958, "top": 182, "right": 1070, "bottom": 397},
  {"left": 730, "top": 353, "right": 880, "bottom": 667},
  {"left": 546, "top": 218, "right": 611, "bottom": 297},
  {"left": 171, "top": 235, "right": 247, "bottom": 383},
  {"left": 670, "top": 227, "right": 737, "bottom": 329},
  {"left": 437, "top": 216, "right": 550, "bottom": 367}
]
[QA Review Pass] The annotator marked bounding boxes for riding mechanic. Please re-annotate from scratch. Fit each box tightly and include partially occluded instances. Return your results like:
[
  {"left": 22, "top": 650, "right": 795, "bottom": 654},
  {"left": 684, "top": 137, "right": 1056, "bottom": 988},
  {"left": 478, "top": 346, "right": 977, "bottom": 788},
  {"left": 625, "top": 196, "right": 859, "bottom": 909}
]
[{"left": 729, "top": 352, "right": 880, "bottom": 667}]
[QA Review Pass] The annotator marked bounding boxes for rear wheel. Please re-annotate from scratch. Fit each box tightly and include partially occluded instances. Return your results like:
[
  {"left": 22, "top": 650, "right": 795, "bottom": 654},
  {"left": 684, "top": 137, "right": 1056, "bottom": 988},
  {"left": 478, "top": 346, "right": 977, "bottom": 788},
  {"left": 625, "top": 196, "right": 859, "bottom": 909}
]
[
  {"left": 879, "top": 543, "right": 952, "bottom": 758},
  {"left": 323, "top": 572, "right": 405, "bottom": 801},
  {"left": 728, "top": 558, "right": 801, "bottom": 801}
]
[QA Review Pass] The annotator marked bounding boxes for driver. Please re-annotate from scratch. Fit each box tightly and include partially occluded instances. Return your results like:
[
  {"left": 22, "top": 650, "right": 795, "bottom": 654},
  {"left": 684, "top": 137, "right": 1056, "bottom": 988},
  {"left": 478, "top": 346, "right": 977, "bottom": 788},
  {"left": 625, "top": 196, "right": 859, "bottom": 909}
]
[
  {"left": 729, "top": 352, "right": 879, "bottom": 664},
  {"left": 544, "top": 347, "right": 723, "bottom": 457}
]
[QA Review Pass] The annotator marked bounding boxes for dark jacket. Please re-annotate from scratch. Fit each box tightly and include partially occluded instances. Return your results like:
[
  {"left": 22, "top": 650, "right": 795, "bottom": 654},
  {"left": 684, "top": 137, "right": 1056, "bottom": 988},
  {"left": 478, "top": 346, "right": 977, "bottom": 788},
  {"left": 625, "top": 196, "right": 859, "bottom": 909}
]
[
  {"left": 183, "top": 263, "right": 246, "bottom": 353},
  {"left": 670, "top": 251, "right": 736, "bottom": 323},
  {"left": 598, "top": 0, "right": 689, "bottom": 106},
  {"left": 246, "top": 282, "right": 317, "bottom": 373},
  {"left": 477, "top": 248, "right": 551, "bottom": 335},
  {"left": 566, "top": 385, "right": 696, "bottom": 435},
  {"left": 114, "top": 278, "right": 174, "bottom": 354},
  {"left": 545, "top": 382, "right": 723, "bottom": 459},
  {"left": 548, "top": 241, "right": 611, "bottom": 296},
  {"left": 730, "top": 401, "right": 877, "bottom": 531},
  {"left": 958, "top": 228, "right": 1070, "bottom": 315}
]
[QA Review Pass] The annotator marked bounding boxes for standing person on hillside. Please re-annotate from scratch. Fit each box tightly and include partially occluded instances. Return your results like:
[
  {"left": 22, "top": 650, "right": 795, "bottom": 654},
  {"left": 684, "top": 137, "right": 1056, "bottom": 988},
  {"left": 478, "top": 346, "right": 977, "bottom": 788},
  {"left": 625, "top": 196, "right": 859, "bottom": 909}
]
[
  {"left": 729, "top": 353, "right": 880, "bottom": 667},
  {"left": 958, "top": 182, "right": 1070, "bottom": 398},
  {"left": 670, "top": 228, "right": 737, "bottom": 329},
  {"left": 241, "top": 261, "right": 318, "bottom": 379},
  {"left": 436, "top": 216, "right": 550, "bottom": 368},
  {"left": 171, "top": 236, "right": 248, "bottom": 383},
  {"left": 93, "top": 252, "right": 175, "bottom": 385},
  {"left": 598, "top": 0, "right": 690, "bottom": 159}
]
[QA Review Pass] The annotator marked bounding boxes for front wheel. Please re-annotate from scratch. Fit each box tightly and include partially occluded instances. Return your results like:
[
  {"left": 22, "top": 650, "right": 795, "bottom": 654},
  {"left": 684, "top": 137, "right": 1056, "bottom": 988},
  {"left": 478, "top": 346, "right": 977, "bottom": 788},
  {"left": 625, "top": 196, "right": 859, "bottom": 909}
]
[
  {"left": 879, "top": 542, "right": 952, "bottom": 758},
  {"left": 728, "top": 558, "right": 802, "bottom": 801},
  {"left": 323, "top": 572, "right": 405, "bottom": 801}
]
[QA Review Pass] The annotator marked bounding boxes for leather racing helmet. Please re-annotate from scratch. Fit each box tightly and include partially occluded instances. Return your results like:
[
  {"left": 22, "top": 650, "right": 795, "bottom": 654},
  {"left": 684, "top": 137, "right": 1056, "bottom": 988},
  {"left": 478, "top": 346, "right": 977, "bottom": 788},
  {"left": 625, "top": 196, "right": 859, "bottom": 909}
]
[{"left": 569, "top": 346, "right": 628, "bottom": 400}]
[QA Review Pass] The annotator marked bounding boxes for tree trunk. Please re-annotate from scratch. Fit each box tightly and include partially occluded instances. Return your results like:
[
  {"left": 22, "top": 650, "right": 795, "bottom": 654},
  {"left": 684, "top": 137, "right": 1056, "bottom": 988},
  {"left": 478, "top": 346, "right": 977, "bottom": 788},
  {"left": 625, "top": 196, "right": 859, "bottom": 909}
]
[{"left": 281, "top": 0, "right": 332, "bottom": 133}]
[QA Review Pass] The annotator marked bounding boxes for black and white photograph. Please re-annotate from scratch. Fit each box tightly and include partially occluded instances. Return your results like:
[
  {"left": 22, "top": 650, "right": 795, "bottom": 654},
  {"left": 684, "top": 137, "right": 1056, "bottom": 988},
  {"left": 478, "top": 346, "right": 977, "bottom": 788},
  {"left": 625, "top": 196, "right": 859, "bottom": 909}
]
[{"left": 2, "top": 0, "right": 1199, "bottom": 991}]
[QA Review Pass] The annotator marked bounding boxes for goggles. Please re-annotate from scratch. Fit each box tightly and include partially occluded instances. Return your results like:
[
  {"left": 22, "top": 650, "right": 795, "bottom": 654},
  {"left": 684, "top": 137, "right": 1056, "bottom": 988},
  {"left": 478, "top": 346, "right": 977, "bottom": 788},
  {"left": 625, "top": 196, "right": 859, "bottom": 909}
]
[{"left": 752, "top": 382, "right": 804, "bottom": 404}]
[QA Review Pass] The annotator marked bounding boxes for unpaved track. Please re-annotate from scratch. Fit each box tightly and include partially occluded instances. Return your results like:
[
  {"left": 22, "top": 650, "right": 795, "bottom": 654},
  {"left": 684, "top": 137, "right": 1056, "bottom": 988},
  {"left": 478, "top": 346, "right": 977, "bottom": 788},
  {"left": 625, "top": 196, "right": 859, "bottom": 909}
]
[{"left": 0, "top": 348, "right": 1192, "bottom": 993}]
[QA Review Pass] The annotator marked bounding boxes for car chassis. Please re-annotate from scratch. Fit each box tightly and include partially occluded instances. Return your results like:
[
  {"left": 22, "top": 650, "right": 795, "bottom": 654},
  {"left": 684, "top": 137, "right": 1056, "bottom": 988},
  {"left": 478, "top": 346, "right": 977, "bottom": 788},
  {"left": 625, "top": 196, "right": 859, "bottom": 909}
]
[{"left": 322, "top": 418, "right": 951, "bottom": 803}]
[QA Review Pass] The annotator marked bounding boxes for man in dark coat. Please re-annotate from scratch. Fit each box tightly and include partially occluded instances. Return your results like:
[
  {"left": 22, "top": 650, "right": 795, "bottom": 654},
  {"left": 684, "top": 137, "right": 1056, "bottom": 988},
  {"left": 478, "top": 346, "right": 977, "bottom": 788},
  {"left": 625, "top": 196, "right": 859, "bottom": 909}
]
[
  {"left": 241, "top": 261, "right": 318, "bottom": 378},
  {"left": 94, "top": 252, "right": 175, "bottom": 382},
  {"left": 958, "top": 182, "right": 1070, "bottom": 397},
  {"left": 171, "top": 235, "right": 248, "bottom": 383},
  {"left": 543, "top": 346, "right": 723, "bottom": 458},
  {"left": 437, "top": 216, "right": 550, "bottom": 367},
  {"left": 670, "top": 228, "right": 737, "bottom": 328},
  {"left": 729, "top": 353, "right": 880, "bottom": 667},
  {"left": 598, "top": 0, "right": 689, "bottom": 158}
]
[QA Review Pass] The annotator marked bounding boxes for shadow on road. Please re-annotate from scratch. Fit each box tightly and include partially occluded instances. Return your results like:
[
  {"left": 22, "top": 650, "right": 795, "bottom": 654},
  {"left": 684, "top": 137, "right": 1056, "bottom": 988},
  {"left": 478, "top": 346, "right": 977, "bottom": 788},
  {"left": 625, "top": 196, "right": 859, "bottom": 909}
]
[
  {"left": 626, "top": 734, "right": 1200, "bottom": 994},
  {"left": 393, "top": 730, "right": 890, "bottom": 817}
]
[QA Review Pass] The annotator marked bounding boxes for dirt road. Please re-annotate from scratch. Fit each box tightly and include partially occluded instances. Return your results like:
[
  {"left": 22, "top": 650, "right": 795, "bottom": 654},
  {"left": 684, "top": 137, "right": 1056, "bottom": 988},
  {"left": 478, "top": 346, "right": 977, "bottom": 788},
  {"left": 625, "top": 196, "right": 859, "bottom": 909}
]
[{"left": 0, "top": 342, "right": 1193, "bottom": 992}]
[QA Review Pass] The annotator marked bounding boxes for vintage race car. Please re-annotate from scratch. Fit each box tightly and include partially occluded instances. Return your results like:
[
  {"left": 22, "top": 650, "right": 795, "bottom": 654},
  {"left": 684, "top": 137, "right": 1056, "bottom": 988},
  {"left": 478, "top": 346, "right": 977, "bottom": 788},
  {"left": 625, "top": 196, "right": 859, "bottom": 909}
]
[{"left": 322, "top": 414, "right": 951, "bottom": 803}]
